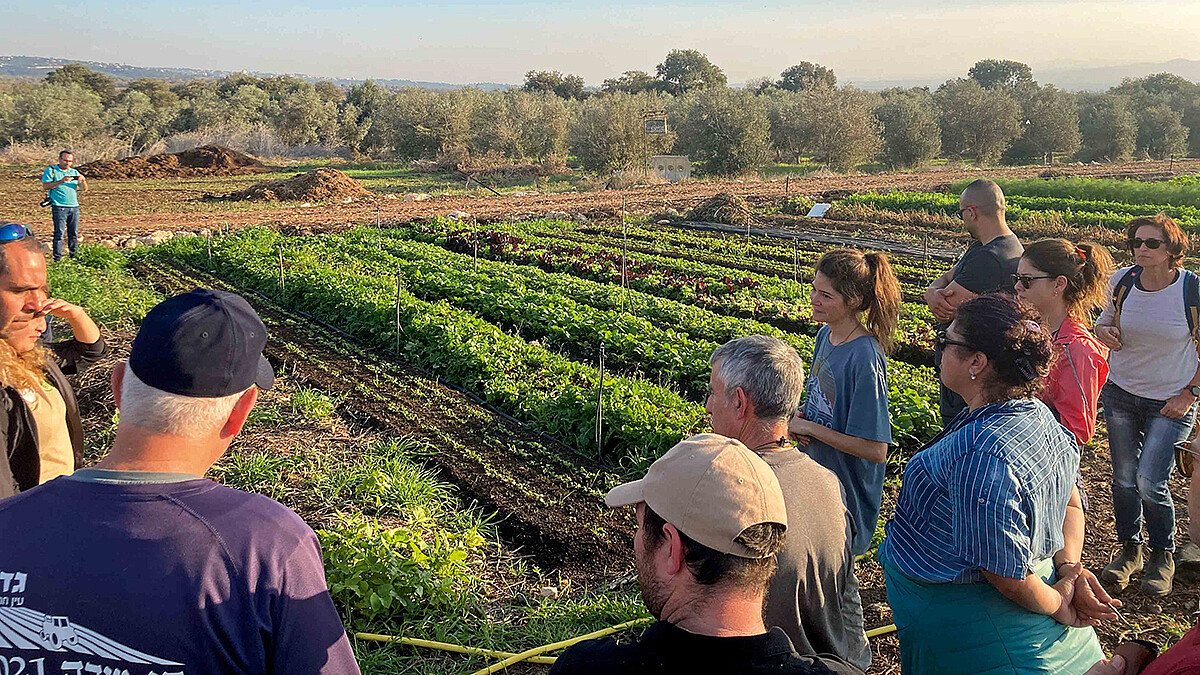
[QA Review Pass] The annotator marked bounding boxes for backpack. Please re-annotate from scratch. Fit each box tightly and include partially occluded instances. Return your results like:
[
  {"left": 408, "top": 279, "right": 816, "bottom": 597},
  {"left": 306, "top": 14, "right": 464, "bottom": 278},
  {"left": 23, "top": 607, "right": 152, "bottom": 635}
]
[{"left": 1112, "top": 265, "right": 1200, "bottom": 338}]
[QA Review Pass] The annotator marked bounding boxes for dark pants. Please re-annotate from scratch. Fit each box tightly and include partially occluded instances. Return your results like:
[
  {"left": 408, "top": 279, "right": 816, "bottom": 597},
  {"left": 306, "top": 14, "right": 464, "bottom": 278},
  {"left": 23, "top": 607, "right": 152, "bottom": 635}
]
[
  {"left": 1103, "top": 382, "right": 1197, "bottom": 551},
  {"left": 51, "top": 206, "right": 79, "bottom": 261}
]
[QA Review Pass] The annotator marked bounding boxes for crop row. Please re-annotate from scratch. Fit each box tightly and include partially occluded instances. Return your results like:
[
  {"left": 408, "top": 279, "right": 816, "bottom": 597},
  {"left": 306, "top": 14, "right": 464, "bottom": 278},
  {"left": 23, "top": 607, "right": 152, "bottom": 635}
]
[
  {"left": 405, "top": 219, "right": 938, "bottom": 354},
  {"left": 950, "top": 177, "right": 1200, "bottom": 210},
  {"left": 328, "top": 227, "right": 941, "bottom": 451},
  {"left": 839, "top": 191, "right": 1200, "bottom": 232},
  {"left": 153, "top": 227, "right": 705, "bottom": 474}
]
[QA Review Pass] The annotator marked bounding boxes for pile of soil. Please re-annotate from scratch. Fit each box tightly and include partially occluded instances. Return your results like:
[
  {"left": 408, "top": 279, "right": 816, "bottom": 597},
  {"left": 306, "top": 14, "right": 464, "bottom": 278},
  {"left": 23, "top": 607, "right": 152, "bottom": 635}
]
[
  {"left": 78, "top": 145, "right": 268, "bottom": 179},
  {"left": 221, "top": 168, "right": 370, "bottom": 202},
  {"left": 686, "top": 192, "right": 753, "bottom": 226}
]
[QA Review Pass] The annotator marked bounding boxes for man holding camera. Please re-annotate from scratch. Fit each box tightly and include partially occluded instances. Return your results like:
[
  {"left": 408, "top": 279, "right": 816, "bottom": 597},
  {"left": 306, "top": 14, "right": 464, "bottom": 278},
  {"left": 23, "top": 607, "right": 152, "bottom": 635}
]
[{"left": 41, "top": 150, "right": 87, "bottom": 261}]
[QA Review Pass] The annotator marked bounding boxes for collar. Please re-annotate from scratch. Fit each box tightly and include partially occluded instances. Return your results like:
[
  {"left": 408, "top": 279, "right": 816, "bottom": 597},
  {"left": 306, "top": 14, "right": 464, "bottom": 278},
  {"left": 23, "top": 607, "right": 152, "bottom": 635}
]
[
  {"left": 66, "top": 468, "right": 203, "bottom": 485},
  {"left": 640, "top": 621, "right": 795, "bottom": 659},
  {"left": 921, "top": 399, "right": 1036, "bottom": 451}
]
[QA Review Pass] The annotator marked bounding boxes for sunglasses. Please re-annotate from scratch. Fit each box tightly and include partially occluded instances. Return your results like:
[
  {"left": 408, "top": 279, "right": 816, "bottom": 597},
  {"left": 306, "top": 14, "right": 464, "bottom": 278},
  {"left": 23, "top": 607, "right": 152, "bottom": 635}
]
[
  {"left": 1128, "top": 237, "right": 1164, "bottom": 250},
  {"left": 0, "top": 224, "right": 33, "bottom": 243},
  {"left": 1012, "top": 273, "right": 1056, "bottom": 289},
  {"left": 935, "top": 329, "right": 974, "bottom": 352},
  {"left": 956, "top": 206, "right": 975, "bottom": 220}
]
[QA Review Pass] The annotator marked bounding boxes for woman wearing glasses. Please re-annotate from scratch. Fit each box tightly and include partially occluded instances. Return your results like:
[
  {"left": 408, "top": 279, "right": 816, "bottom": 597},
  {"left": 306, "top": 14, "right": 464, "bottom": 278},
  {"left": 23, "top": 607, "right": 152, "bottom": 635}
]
[
  {"left": 879, "top": 294, "right": 1108, "bottom": 675},
  {"left": 1014, "top": 239, "right": 1115, "bottom": 447},
  {"left": 787, "top": 248, "right": 900, "bottom": 560},
  {"left": 1095, "top": 214, "right": 1200, "bottom": 597}
]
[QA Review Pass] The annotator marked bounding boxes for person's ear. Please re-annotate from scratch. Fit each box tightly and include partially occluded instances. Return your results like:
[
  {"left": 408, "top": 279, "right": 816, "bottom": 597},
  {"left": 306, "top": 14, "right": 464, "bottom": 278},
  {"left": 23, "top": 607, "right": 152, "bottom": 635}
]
[
  {"left": 220, "top": 387, "right": 260, "bottom": 440},
  {"left": 969, "top": 352, "right": 989, "bottom": 379},
  {"left": 734, "top": 387, "right": 753, "bottom": 420},
  {"left": 111, "top": 361, "right": 126, "bottom": 409},
  {"left": 660, "top": 523, "right": 687, "bottom": 577},
  {"left": 1054, "top": 275, "right": 1069, "bottom": 296}
]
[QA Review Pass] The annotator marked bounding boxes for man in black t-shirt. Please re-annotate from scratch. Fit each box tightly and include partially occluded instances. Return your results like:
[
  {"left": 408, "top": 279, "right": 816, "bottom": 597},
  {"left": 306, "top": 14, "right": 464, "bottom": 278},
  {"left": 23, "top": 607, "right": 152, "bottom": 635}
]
[
  {"left": 550, "top": 434, "right": 861, "bottom": 675},
  {"left": 925, "top": 179, "right": 1024, "bottom": 423}
]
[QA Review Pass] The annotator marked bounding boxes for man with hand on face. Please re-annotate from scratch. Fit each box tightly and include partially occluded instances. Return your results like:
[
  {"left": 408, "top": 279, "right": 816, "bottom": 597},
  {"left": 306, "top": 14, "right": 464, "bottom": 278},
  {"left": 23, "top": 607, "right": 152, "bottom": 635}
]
[
  {"left": 925, "top": 179, "right": 1023, "bottom": 424},
  {"left": 0, "top": 224, "right": 106, "bottom": 499},
  {"left": 549, "top": 433, "right": 860, "bottom": 675}
]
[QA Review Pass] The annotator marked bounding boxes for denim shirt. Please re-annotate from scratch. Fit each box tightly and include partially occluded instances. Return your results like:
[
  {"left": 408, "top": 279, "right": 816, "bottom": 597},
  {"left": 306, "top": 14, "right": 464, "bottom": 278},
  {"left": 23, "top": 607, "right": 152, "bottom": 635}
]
[{"left": 880, "top": 399, "right": 1078, "bottom": 583}]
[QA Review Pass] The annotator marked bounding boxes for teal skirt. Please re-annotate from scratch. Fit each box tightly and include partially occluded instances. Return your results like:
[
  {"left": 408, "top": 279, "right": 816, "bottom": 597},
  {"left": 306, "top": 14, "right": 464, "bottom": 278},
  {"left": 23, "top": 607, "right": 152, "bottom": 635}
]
[{"left": 880, "top": 551, "right": 1104, "bottom": 675}]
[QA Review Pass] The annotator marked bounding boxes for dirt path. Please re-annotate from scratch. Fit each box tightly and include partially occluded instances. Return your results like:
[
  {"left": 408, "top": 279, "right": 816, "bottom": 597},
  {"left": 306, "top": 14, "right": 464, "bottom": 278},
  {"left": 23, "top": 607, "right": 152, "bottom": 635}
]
[{"left": 23, "top": 159, "right": 1200, "bottom": 240}]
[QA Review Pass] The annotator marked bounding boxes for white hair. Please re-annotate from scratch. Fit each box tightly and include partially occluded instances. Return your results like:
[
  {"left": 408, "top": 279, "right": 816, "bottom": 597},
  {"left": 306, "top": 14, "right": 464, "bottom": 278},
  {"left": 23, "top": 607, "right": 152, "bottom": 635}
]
[
  {"left": 709, "top": 336, "right": 806, "bottom": 422},
  {"left": 120, "top": 367, "right": 245, "bottom": 438}
]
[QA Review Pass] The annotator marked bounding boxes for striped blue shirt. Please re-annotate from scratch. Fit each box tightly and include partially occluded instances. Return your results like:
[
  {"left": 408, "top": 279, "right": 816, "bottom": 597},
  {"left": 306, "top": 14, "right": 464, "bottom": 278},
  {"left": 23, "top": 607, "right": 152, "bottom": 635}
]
[{"left": 879, "top": 398, "right": 1078, "bottom": 583}]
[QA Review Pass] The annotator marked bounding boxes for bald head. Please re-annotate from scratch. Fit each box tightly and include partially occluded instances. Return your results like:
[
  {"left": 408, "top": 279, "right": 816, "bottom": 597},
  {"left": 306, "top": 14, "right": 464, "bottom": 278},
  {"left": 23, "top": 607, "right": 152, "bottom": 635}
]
[{"left": 959, "top": 179, "right": 1006, "bottom": 218}]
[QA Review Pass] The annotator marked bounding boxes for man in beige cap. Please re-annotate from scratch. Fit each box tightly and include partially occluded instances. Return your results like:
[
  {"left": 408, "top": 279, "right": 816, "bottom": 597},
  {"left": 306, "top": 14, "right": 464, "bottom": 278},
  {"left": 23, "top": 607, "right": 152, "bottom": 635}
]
[
  {"left": 707, "top": 336, "right": 870, "bottom": 669},
  {"left": 549, "top": 433, "right": 860, "bottom": 674}
]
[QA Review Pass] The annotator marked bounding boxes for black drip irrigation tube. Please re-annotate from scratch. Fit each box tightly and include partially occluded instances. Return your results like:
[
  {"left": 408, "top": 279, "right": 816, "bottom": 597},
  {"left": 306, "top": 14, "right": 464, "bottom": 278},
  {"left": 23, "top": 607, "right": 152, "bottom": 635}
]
[
  {"left": 672, "top": 220, "right": 962, "bottom": 263},
  {"left": 145, "top": 258, "right": 600, "bottom": 466}
]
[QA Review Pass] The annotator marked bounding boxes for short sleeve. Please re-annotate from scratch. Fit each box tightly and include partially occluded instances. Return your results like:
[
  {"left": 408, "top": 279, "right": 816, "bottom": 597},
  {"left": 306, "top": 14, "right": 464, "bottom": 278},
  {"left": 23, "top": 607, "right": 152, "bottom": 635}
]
[
  {"left": 952, "top": 249, "right": 1004, "bottom": 295},
  {"left": 1096, "top": 268, "right": 1126, "bottom": 326},
  {"left": 845, "top": 348, "right": 892, "bottom": 444},
  {"left": 41, "top": 167, "right": 53, "bottom": 182},
  {"left": 949, "top": 451, "right": 1031, "bottom": 579}
]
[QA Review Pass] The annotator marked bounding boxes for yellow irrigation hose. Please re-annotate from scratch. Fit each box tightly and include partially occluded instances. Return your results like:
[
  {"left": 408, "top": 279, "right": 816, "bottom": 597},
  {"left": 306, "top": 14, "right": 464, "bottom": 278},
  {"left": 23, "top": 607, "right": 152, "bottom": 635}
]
[
  {"left": 468, "top": 618, "right": 655, "bottom": 675},
  {"left": 359, "top": 618, "right": 895, "bottom": 672},
  {"left": 354, "top": 633, "right": 556, "bottom": 665},
  {"left": 866, "top": 623, "right": 898, "bottom": 638}
]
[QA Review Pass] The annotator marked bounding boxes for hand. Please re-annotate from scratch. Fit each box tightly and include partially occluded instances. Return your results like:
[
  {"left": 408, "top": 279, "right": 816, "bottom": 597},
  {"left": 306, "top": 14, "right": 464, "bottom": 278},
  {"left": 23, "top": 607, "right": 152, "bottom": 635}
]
[
  {"left": 1083, "top": 654, "right": 1126, "bottom": 675},
  {"left": 1096, "top": 325, "right": 1122, "bottom": 351},
  {"left": 35, "top": 298, "right": 86, "bottom": 322},
  {"left": 925, "top": 287, "right": 955, "bottom": 323},
  {"left": 1160, "top": 391, "right": 1195, "bottom": 419},
  {"left": 1070, "top": 566, "right": 1122, "bottom": 625},
  {"left": 1050, "top": 563, "right": 1090, "bottom": 627},
  {"left": 788, "top": 411, "right": 814, "bottom": 447}
]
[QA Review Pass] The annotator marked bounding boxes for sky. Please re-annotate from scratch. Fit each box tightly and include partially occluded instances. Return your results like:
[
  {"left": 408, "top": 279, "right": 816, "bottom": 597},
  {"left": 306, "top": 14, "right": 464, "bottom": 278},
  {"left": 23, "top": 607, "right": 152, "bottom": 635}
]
[{"left": 4, "top": 0, "right": 1200, "bottom": 85}]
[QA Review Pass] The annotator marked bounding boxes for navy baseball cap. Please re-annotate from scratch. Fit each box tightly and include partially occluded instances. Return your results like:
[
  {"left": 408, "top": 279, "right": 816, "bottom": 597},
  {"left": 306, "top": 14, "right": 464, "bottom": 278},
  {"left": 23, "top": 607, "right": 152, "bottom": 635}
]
[{"left": 129, "top": 289, "right": 274, "bottom": 397}]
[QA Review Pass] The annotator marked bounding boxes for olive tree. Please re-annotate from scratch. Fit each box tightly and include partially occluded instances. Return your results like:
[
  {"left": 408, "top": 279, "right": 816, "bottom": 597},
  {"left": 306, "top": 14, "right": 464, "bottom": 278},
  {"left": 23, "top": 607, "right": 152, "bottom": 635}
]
[
  {"left": 672, "top": 88, "right": 770, "bottom": 175},
  {"left": 875, "top": 89, "right": 941, "bottom": 168},
  {"left": 934, "top": 78, "right": 1022, "bottom": 164}
]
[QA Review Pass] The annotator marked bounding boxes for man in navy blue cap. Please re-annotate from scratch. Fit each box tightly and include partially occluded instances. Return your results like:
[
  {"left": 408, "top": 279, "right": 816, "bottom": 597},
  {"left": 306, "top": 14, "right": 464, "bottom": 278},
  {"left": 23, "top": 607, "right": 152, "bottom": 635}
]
[{"left": 0, "top": 289, "right": 361, "bottom": 674}]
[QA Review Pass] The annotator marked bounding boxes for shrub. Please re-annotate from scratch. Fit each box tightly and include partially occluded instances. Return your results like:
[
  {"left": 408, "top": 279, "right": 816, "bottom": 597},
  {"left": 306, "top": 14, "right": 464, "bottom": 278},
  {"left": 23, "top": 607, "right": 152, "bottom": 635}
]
[{"left": 672, "top": 88, "right": 770, "bottom": 176}]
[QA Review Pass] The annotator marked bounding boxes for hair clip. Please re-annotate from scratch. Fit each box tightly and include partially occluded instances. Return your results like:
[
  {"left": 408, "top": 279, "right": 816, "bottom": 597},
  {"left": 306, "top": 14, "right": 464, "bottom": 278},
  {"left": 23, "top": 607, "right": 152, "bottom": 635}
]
[
  {"left": 1076, "top": 247, "right": 1087, "bottom": 261},
  {"left": 1023, "top": 320, "right": 1041, "bottom": 333}
]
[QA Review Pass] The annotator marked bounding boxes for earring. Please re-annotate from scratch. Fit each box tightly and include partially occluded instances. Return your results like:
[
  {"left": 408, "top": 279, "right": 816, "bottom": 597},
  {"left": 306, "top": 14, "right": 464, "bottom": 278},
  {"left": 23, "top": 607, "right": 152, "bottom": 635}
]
[{"left": 971, "top": 374, "right": 977, "bottom": 380}]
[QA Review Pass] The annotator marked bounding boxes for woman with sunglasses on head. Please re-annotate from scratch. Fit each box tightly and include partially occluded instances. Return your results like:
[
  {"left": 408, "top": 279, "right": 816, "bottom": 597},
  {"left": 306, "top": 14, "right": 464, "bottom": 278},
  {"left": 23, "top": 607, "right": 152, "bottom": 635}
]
[
  {"left": 878, "top": 294, "right": 1110, "bottom": 675},
  {"left": 788, "top": 248, "right": 899, "bottom": 560},
  {"left": 1094, "top": 214, "right": 1200, "bottom": 598},
  {"left": 1014, "top": 240, "right": 1115, "bottom": 448}
]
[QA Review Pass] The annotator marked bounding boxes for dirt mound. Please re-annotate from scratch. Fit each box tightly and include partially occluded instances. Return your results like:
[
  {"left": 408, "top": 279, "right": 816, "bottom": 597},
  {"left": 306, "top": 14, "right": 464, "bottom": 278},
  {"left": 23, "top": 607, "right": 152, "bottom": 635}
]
[
  {"left": 222, "top": 168, "right": 370, "bottom": 202},
  {"left": 78, "top": 145, "right": 268, "bottom": 179},
  {"left": 686, "top": 192, "right": 753, "bottom": 225}
]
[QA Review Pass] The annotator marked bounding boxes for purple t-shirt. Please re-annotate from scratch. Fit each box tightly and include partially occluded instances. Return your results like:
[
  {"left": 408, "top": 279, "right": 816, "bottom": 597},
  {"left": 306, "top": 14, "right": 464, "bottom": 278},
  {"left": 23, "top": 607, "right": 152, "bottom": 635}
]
[{"left": 0, "top": 472, "right": 360, "bottom": 675}]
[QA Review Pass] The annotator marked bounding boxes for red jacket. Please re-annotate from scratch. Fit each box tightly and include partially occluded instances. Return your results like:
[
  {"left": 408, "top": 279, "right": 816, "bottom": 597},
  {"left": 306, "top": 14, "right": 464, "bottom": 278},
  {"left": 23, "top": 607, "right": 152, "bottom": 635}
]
[{"left": 1039, "top": 315, "right": 1109, "bottom": 446}]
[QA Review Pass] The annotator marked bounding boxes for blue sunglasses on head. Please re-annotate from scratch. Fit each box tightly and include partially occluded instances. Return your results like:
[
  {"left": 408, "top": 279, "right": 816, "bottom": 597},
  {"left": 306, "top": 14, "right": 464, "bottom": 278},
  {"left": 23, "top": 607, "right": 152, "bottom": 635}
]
[{"left": 0, "top": 224, "right": 34, "bottom": 243}]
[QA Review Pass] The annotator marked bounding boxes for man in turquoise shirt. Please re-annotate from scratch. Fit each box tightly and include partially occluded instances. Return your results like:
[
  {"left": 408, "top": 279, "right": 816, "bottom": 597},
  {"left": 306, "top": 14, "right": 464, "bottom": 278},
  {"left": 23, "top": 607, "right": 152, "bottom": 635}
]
[{"left": 41, "top": 150, "right": 87, "bottom": 260}]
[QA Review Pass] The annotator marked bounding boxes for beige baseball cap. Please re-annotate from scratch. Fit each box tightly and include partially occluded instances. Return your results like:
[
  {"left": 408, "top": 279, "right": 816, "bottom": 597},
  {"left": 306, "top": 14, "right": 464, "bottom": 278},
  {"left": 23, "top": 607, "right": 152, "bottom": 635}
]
[{"left": 605, "top": 433, "right": 788, "bottom": 558}]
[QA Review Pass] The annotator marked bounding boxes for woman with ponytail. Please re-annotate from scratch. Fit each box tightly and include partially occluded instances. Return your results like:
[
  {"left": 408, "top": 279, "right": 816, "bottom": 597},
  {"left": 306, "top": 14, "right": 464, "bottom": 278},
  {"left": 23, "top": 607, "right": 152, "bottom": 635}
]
[
  {"left": 1015, "top": 239, "right": 1115, "bottom": 446},
  {"left": 788, "top": 248, "right": 900, "bottom": 557}
]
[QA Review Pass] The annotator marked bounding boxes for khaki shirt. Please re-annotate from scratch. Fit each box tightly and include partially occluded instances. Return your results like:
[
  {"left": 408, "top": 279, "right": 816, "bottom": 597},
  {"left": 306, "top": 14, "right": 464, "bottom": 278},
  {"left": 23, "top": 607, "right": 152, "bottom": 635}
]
[{"left": 24, "top": 380, "right": 73, "bottom": 484}]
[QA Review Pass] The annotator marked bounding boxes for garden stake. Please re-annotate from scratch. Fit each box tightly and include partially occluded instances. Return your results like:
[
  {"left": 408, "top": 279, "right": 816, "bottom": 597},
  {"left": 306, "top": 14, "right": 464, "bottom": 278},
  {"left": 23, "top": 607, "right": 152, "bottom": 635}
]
[
  {"left": 403, "top": 264, "right": 408, "bottom": 355},
  {"left": 922, "top": 233, "right": 929, "bottom": 283},
  {"left": 469, "top": 618, "right": 653, "bottom": 675},
  {"left": 277, "top": 243, "right": 285, "bottom": 293},
  {"left": 622, "top": 219, "right": 629, "bottom": 311},
  {"left": 785, "top": 175, "right": 789, "bottom": 198},
  {"left": 595, "top": 344, "right": 606, "bottom": 452},
  {"left": 793, "top": 238, "right": 799, "bottom": 284},
  {"left": 353, "top": 633, "right": 555, "bottom": 665},
  {"left": 206, "top": 231, "right": 212, "bottom": 270}
]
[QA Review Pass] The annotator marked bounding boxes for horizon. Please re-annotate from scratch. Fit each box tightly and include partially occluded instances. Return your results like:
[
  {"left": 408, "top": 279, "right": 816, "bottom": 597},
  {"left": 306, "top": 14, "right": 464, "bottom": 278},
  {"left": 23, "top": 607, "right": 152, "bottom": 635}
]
[{"left": 3, "top": 1, "right": 1199, "bottom": 86}]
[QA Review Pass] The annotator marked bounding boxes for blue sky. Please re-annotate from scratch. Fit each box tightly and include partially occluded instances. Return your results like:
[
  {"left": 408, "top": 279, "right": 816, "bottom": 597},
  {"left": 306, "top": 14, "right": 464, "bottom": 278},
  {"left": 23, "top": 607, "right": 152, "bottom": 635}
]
[{"left": 3, "top": 0, "right": 1198, "bottom": 84}]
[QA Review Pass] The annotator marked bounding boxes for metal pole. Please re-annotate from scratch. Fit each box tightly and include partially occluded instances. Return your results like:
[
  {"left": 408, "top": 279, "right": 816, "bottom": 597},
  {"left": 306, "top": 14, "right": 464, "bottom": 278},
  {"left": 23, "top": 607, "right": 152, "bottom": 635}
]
[
  {"left": 206, "top": 231, "right": 213, "bottom": 269},
  {"left": 472, "top": 219, "right": 479, "bottom": 272},
  {"left": 277, "top": 243, "right": 285, "bottom": 293},
  {"left": 594, "top": 344, "right": 606, "bottom": 452},
  {"left": 793, "top": 238, "right": 799, "bottom": 284},
  {"left": 622, "top": 219, "right": 629, "bottom": 310},
  {"left": 403, "top": 264, "right": 408, "bottom": 357},
  {"left": 785, "top": 175, "right": 789, "bottom": 199},
  {"left": 922, "top": 233, "right": 929, "bottom": 283}
]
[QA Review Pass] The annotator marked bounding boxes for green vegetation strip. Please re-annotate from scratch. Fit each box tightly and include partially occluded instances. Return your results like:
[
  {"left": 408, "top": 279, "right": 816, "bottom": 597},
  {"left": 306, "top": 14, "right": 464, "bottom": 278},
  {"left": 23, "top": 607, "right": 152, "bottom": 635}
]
[{"left": 952, "top": 177, "right": 1200, "bottom": 210}]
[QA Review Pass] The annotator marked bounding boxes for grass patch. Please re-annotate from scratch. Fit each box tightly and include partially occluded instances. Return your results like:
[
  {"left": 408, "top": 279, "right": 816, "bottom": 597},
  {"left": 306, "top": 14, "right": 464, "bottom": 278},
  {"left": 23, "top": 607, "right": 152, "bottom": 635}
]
[{"left": 47, "top": 245, "right": 160, "bottom": 328}]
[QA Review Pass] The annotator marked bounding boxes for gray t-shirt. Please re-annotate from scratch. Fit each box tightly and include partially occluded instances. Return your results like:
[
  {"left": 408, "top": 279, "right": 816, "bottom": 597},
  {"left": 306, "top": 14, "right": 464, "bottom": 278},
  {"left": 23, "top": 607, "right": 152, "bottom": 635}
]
[
  {"left": 759, "top": 449, "right": 870, "bottom": 670},
  {"left": 1098, "top": 266, "right": 1200, "bottom": 400},
  {"left": 951, "top": 234, "right": 1024, "bottom": 297}
]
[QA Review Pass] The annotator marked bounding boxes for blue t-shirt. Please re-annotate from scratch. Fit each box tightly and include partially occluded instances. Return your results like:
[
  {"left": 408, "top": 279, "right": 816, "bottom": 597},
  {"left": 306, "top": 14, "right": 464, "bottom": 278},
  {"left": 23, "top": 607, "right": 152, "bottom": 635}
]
[
  {"left": 801, "top": 326, "right": 892, "bottom": 556},
  {"left": 41, "top": 166, "right": 81, "bottom": 207},
  {"left": 0, "top": 471, "right": 360, "bottom": 675}
]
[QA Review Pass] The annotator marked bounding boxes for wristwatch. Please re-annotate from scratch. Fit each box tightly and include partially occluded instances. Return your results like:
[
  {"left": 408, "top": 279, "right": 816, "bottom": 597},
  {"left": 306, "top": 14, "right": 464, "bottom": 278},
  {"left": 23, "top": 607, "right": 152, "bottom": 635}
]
[{"left": 1189, "top": 385, "right": 1200, "bottom": 398}]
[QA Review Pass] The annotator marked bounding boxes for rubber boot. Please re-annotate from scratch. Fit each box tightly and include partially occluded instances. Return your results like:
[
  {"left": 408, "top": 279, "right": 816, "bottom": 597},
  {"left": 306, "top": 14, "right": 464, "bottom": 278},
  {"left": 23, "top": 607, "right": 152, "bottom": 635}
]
[
  {"left": 1100, "top": 542, "right": 1143, "bottom": 590},
  {"left": 1141, "top": 548, "right": 1175, "bottom": 598}
]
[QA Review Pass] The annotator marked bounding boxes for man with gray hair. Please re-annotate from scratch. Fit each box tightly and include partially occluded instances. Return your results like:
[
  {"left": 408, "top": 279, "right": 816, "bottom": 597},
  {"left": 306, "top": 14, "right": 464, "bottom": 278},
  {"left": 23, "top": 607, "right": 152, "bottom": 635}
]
[
  {"left": 0, "top": 289, "right": 360, "bottom": 674},
  {"left": 706, "top": 335, "right": 870, "bottom": 670}
]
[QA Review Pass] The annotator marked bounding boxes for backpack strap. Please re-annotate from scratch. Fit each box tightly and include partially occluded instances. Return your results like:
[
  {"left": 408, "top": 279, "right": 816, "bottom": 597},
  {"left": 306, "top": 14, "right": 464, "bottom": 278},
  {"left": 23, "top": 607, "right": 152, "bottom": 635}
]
[
  {"left": 1111, "top": 266, "right": 1141, "bottom": 331},
  {"left": 1183, "top": 269, "right": 1200, "bottom": 338}
]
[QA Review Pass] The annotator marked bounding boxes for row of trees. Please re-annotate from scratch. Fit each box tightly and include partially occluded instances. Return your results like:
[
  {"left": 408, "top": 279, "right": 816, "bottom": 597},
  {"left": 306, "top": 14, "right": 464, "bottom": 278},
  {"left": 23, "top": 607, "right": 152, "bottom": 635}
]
[{"left": 1, "top": 58, "right": 1198, "bottom": 175}]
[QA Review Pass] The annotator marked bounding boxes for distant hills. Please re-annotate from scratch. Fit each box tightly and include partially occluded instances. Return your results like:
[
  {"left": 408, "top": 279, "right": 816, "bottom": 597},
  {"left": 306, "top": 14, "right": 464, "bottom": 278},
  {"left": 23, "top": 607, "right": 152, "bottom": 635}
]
[
  {"left": 5, "top": 54, "right": 1200, "bottom": 93},
  {"left": 0, "top": 55, "right": 513, "bottom": 91}
]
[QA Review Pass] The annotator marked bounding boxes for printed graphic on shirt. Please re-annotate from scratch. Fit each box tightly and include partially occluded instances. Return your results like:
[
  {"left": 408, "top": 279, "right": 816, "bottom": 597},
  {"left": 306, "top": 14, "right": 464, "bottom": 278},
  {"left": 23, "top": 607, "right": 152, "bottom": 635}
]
[
  {"left": 805, "top": 355, "right": 837, "bottom": 427},
  {"left": 0, "top": 571, "right": 184, "bottom": 674}
]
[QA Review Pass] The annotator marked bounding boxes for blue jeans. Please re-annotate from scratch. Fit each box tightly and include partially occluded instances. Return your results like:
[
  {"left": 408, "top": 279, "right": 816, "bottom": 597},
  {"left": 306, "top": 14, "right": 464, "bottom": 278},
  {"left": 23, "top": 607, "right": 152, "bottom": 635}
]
[
  {"left": 1103, "top": 382, "right": 1197, "bottom": 551},
  {"left": 51, "top": 206, "right": 79, "bottom": 260}
]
